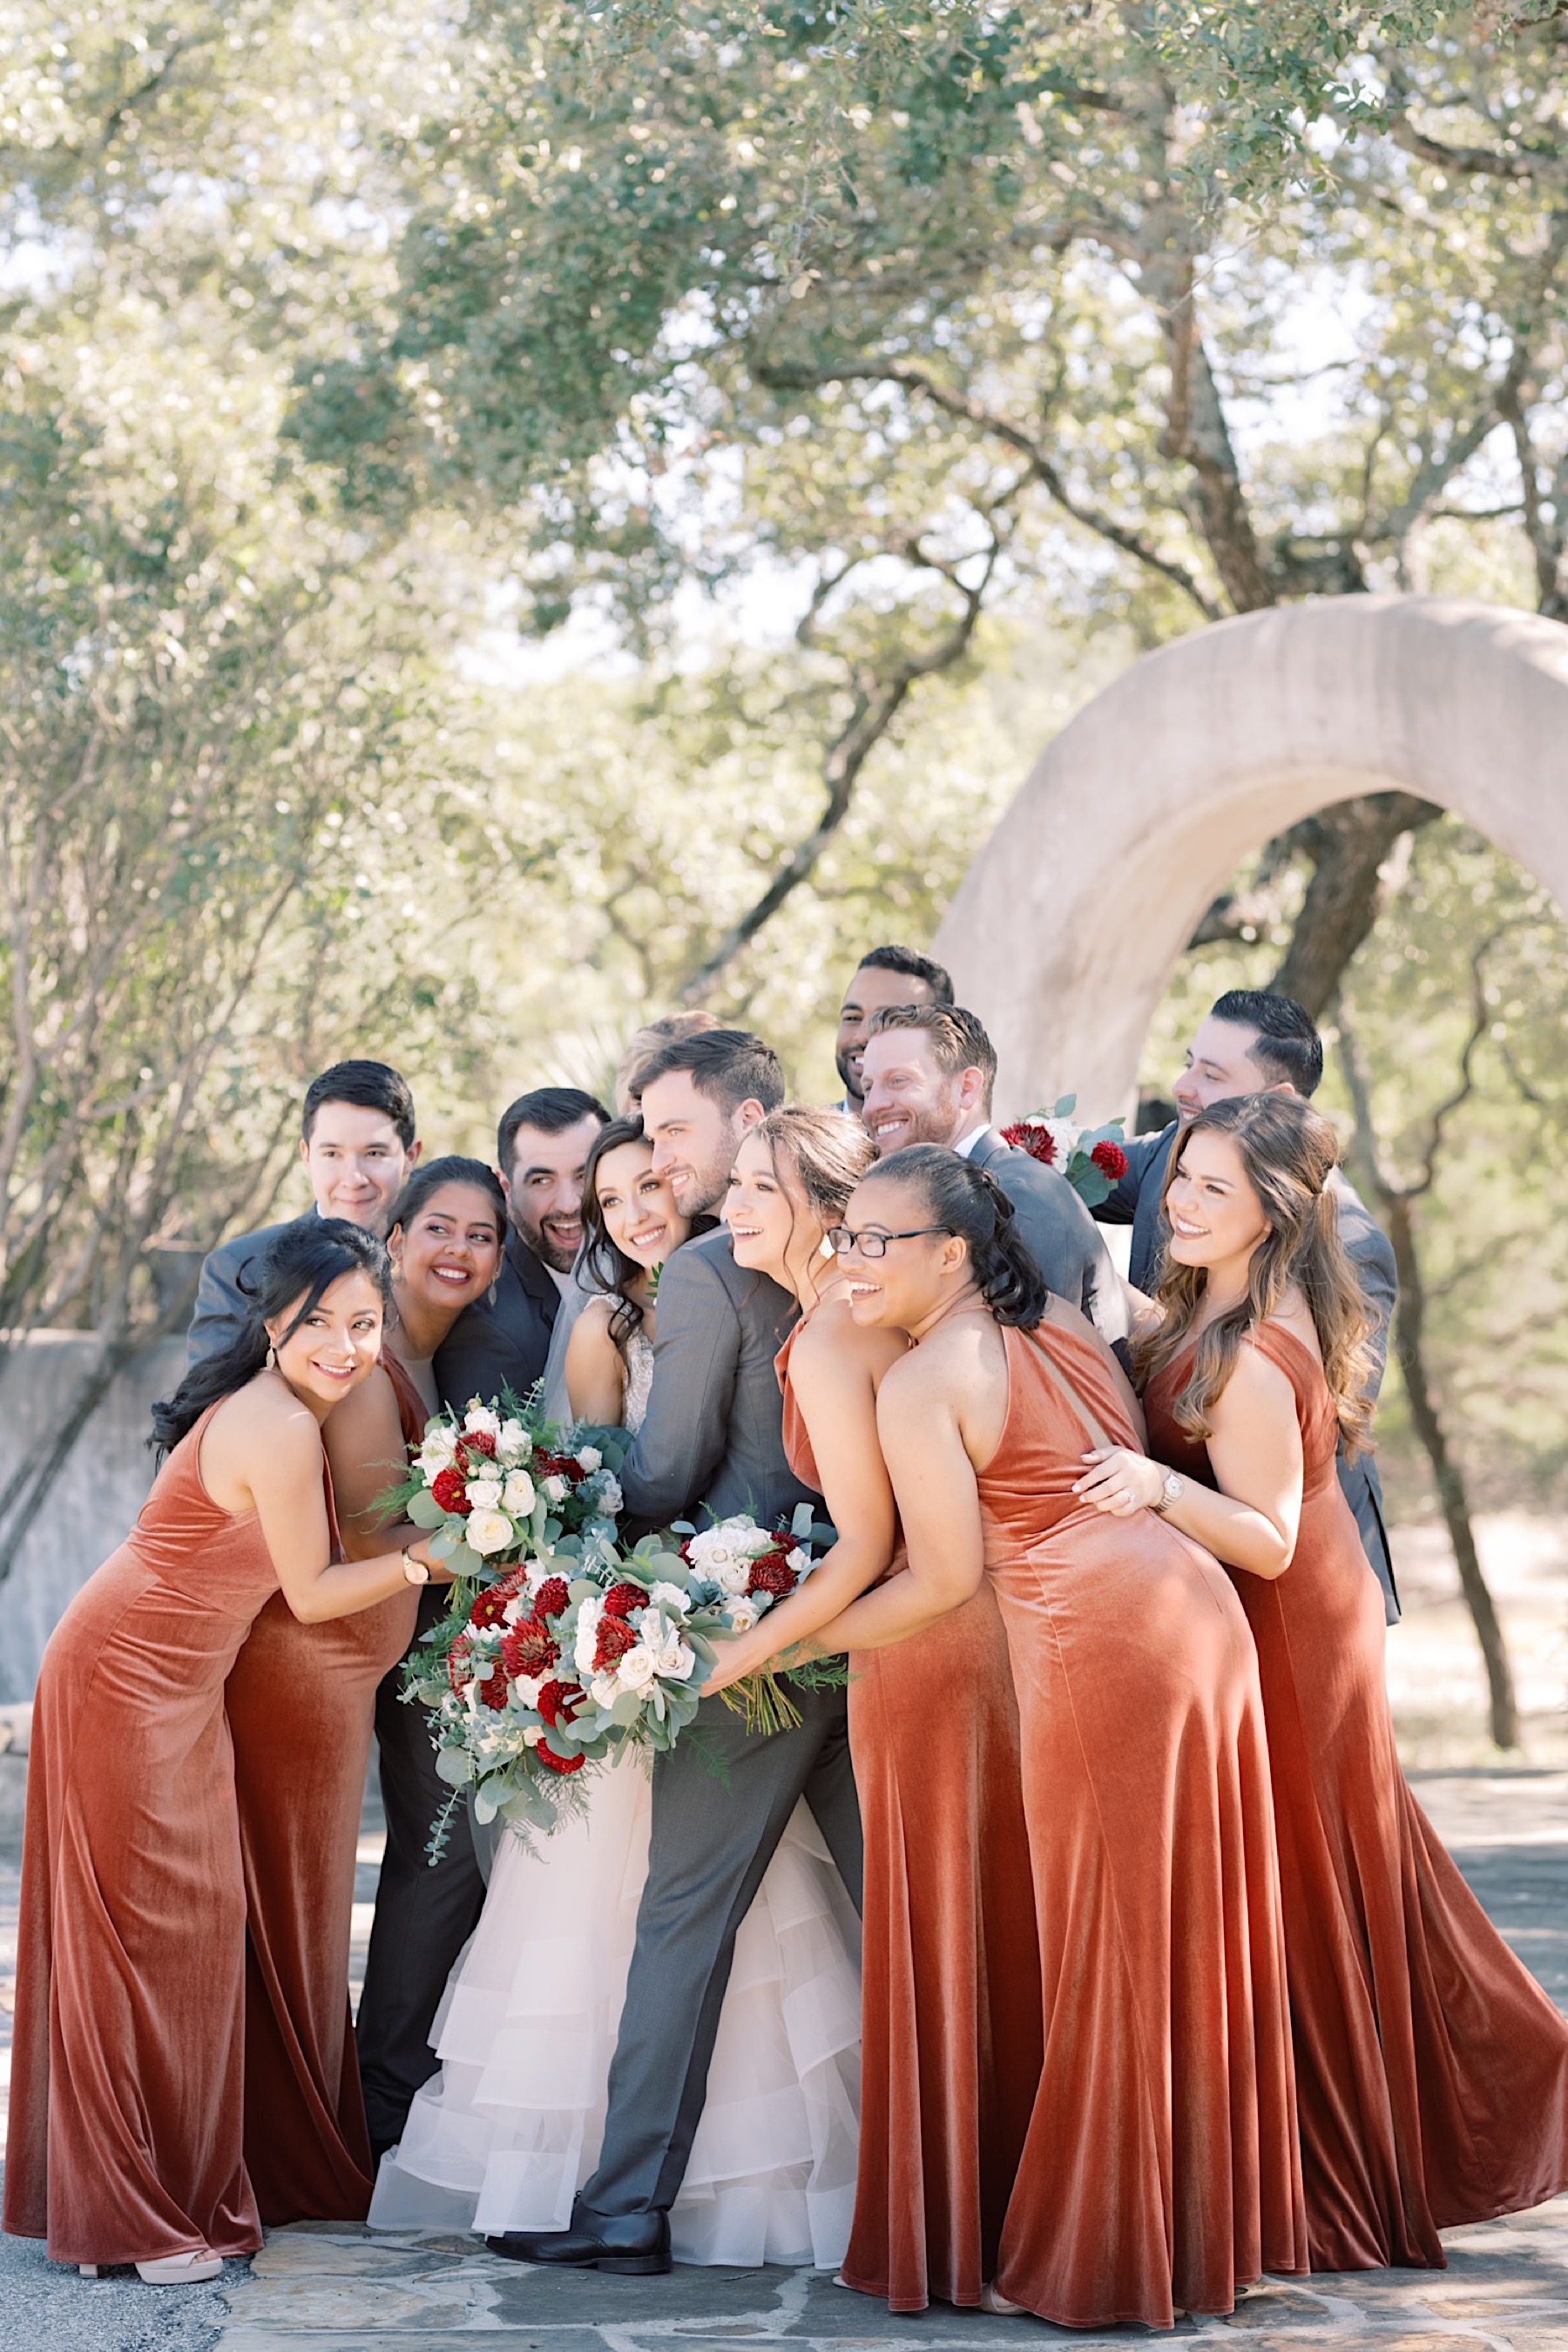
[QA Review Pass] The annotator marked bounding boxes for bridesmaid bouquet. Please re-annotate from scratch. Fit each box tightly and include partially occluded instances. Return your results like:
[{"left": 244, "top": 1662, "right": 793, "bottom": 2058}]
[
  {"left": 389, "top": 1394, "right": 626, "bottom": 1581},
  {"left": 1000, "top": 1093, "right": 1129, "bottom": 1207},
  {"left": 668, "top": 1508, "right": 843, "bottom": 1735}
]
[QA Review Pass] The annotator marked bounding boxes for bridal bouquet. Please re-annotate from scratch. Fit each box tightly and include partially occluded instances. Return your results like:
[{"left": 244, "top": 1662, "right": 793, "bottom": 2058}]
[
  {"left": 1000, "top": 1093, "right": 1129, "bottom": 1208},
  {"left": 389, "top": 1396, "right": 625, "bottom": 1580},
  {"left": 670, "top": 1507, "right": 842, "bottom": 1735}
]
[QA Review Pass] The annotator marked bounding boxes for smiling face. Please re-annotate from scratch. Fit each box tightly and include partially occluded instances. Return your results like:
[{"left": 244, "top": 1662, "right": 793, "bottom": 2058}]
[
  {"left": 300, "top": 1102, "right": 416, "bottom": 1236},
  {"left": 1164, "top": 1129, "right": 1272, "bottom": 1271},
  {"left": 267, "top": 1268, "right": 385, "bottom": 1412},
  {"left": 639, "top": 1069, "right": 752, "bottom": 1220},
  {"left": 727, "top": 1132, "right": 819, "bottom": 1288},
  {"left": 1173, "top": 1015, "right": 1284, "bottom": 1126},
  {"left": 390, "top": 1181, "right": 504, "bottom": 1318},
  {"left": 835, "top": 1168, "right": 963, "bottom": 1333},
  {"left": 591, "top": 1139, "right": 689, "bottom": 1274},
  {"left": 503, "top": 1114, "right": 605, "bottom": 1272},
  {"left": 859, "top": 1028, "right": 978, "bottom": 1155},
  {"left": 835, "top": 964, "right": 942, "bottom": 1105}
]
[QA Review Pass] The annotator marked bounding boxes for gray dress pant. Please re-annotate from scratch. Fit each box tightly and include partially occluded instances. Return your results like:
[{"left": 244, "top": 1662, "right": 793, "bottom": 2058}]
[{"left": 579, "top": 1680, "right": 862, "bottom": 2217}]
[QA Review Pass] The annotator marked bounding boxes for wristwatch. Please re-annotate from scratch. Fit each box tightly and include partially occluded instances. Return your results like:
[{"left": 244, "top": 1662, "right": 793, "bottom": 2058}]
[
  {"left": 402, "top": 1550, "right": 430, "bottom": 1585},
  {"left": 1152, "top": 1469, "right": 1184, "bottom": 1515}
]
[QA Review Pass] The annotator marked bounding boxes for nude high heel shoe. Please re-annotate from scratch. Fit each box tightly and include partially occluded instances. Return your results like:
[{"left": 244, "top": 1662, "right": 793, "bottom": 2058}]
[{"left": 79, "top": 2249, "right": 223, "bottom": 2284}]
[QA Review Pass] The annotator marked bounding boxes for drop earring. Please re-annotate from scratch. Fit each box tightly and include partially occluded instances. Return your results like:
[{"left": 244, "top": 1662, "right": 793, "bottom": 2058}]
[
  {"left": 487, "top": 1278, "right": 498, "bottom": 1307},
  {"left": 266, "top": 1344, "right": 277, "bottom": 1369}
]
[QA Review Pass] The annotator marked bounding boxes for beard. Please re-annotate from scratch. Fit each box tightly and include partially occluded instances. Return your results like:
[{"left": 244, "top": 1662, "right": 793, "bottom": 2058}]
[
  {"left": 512, "top": 1206, "right": 578, "bottom": 1273},
  {"left": 835, "top": 1044, "right": 862, "bottom": 1105},
  {"left": 870, "top": 1098, "right": 963, "bottom": 1156}
]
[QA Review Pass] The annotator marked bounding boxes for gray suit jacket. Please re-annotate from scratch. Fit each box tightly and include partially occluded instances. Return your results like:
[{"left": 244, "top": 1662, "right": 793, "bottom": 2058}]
[
  {"left": 1098, "top": 1120, "right": 1401, "bottom": 1619},
  {"left": 187, "top": 1215, "right": 307, "bottom": 1367},
  {"left": 965, "top": 1127, "right": 1129, "bottom": 1348},
  {"left": 433, "top": 1226, "right": 562, "bottom": 1416},
  {"left": 619, "top": 1227, "right": 819, "bottom": 1535}
]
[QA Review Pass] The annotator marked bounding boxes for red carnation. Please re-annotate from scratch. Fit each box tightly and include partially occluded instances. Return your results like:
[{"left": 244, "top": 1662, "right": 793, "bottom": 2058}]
[
  {"left": 536, "top": 1742, "right": 586, "bottom": 1776},
  {"left": 747, "top": 1553, "right": 799, "bottom": 1600},
  {"left": 592, "top": 1614, "right": 639, "bottom": 1672},
  {"left": 447, "top": 1632, "right": 475, "bottom": 1691},
  {"left": 501, "top": 1615, "right": 560, "bottom": 1680},
  {"left": 533, "top": 1450, "right": 578, "bottom": 1483},
  {"left": 1001, "top": 1121, "right": 1057, "bottom": 1166},
  {"left": 1091, "top": 1139, "right": 1128, "bottom": 1180},
  {"left": 531, "top": 1574, "right": 571, "bottom": 1619},
  {"left": 603, "top": 1580, "right": 648, "bottom": 1620},
  {"left": 463, "top": 1428, "right": 497, "bottom": 1459},
  {"left": 537, "top": 1679, "right": 585, "bottom": 1729},
  {"left": 431, "top": 1464, "right": 472, "bottom": 1517},
  {"left": 470, "top": 1573, "right": 524, "bottom": 1630},
  {"left": 477, "top": 1662, "right": 509, "bottom": 1712}
]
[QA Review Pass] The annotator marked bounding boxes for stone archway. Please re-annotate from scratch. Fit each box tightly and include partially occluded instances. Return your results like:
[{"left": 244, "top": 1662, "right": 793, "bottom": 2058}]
[{"left": 935, "top": 596, "right": 1568, "bottom": 1122}]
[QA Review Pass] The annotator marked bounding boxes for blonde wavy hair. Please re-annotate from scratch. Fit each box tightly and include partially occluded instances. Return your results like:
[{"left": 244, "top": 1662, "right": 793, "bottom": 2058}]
[{"left": 1133, "top": 1092, "right": 1375, "bottom": 1453}]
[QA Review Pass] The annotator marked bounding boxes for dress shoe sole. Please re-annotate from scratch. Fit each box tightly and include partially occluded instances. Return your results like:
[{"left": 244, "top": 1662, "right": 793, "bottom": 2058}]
[{"left": 486, "top": 2241, "right": 670, "bottom": 2274}]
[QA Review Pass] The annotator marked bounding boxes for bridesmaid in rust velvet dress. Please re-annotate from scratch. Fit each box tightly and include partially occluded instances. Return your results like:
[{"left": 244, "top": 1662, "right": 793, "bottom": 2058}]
[
  {"left": 715, "top": 1111, "right": 1042, "bottom": 2314},
  {"left": 4, "top": 1221, "right": 447, "bottom": 2285},
  {"left": 728, "top": 1130, "right": 1305, "bottom": 2329},
  {"left": 233, "top": 1159, "right": 505, "bottom": 2224},
  {"left": 1092, "top": 1091, "right": 1568, "bottom": 2271}
]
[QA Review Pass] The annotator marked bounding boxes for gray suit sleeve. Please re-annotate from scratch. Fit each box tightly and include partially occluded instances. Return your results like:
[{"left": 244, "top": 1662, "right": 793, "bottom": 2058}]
[
  {"left": 620, "top": 1251, "right": 740, "bottom": 1525},
  {"left": 186, "top": 1243, "right": 247, "bottom": 1369},
  {"left": 1335, "top": 1181, "right": 1398, "bottom": 1405},
  {"left": 540, "top": 1283, "right": 593, "bottom": 1423}
]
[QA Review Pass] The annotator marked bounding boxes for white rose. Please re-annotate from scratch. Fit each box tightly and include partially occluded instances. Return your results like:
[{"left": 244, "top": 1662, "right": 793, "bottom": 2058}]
[
  {"left": 724, "top": 1597, "right": 762, "bottom": 1633},
  {"left": 497, "top": 1420, "right": 530, "bottom": 1463},
  {"left": 574, "top": 1598, "right": 605, "bottom": 1680},
  {"left": 786, "top": 1546, "right": 812, "bottom": 1576},
  {"left": 591, "top": 1473, "right": 624, "bottom": 1517},
  {"left": 616, "top": 1645, "right": 659, "bottom": 1694},
  {"left": 648, "top": 1581, "right": 690, "bottom": 1616},
  {"left": 501, "top": 1470, "right": 536, "bottom": 1516},
  {"left": 543, "top": 1475, "right": 570, "bottom": 1506},
  {"left": 714, "top": 1557, "right": 752, "bottom": 1598},
  {"left": 467, "top": 1508, "right": 514, "bottom": 1557},
  {"left": 685, "top": 1528, "right": 739, "bottom": 1573},
  {"left": 467, "top": 1477, "right": 504, "bottom": 1511},
  {"left": 463, "top": 1403, "right": 502, "bottom": 1437},
  {"left": 644, "top": 1626, "right": 696, "bottom": 1680},
  {"left": 510, "top": 1671, "right": 544, "bottom": 1707},
  {"left": 576, "top": 1445, "right": 602, "bottom": 1473}
]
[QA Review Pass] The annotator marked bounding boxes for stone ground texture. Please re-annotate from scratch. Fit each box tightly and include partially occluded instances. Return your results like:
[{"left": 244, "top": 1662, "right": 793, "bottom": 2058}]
[{"left": 3, "top": 1519, "right": 1568, "bottom": 2349}]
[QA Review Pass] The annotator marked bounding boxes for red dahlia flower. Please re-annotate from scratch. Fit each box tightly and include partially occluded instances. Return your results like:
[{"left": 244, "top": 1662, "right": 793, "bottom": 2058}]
[
  {"left": 501, "top": 1616, "right": 560, "bottom": 1680},
  {"left": 531, "top": 1575, "right": 571, "bottom": 1619},
  {"left": 477, "top": 1663, "right": 509, "bottom": 1711},
  {"left": 537, "top": 1679, "right": 585, "bottom": 1729},
  {"left": 1001, "top": 1122, "right": 1057, "bottom": 1166},
  {"left": 747, "top": 1554, "right": 799, "bottom": 1600},
  {"left": 463, "top": 1429, "right": 498, "bottom": 1458},
  {"left": 536, "top": 1743, "right": 586, "bottom": 1775},
  {"left": 470, "top": 1578, "right": 520, "bottom": 1630},
  {"left": 1091, "top": 1139, "right": 1129, "bottom": 1179},
  {"left": 603, "top": 1580, "right": 648, "bottom": 1620},
  {"left": 431, "top": 1465, "right": 472, "bottom": 1517},
  {"left": 447, "top": 1632, "right": 474, "bottom": 1692},
  {"left": 592, "top": 1614, "right": 639, "bottom": 1672}
]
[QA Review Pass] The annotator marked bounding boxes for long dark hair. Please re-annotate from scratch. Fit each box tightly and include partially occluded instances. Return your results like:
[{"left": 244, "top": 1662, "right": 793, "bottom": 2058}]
[
  {"left": 578, "top": 1116, "right": 682, "bottom": 1346},
  {"left": 386, "top": 1156, "right": 506, "bottom": 1245},
  {"left": 859, "top": 1145, "right": 1048, "bottom": 1328},
  {"left": 152, "top": 1218, "right": 391, "bottom": 1458},
  {"left": 1133, "top": 1092, "right": 1375, "bottom": 1451}
]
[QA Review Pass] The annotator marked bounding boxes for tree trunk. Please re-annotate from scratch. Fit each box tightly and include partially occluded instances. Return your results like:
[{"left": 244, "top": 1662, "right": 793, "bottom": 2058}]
[
  {"left": 1381, "top": 1191, "right": 1519, "bottom": 1749},
  {"left": 1269, "top": 795, "right": 1443, "bottom": 1017}
]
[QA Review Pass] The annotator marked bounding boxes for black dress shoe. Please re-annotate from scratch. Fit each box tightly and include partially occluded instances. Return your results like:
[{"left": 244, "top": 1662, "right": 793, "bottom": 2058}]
[{"left": 485, "top": 2207, "right": 671, "bottom": 2275}]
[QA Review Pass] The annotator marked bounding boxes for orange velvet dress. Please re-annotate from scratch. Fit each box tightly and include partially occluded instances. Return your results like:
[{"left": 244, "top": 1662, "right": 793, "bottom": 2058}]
[
  {"left": 224, "top": 1351, "right": 422, "bottom": 2224},
  {"left": 4, "top": 1403, "right": 292, "bottom": 2265},
  {"left": 776, "top": 1325, "right": 1042, "bottom": 2314},
  {"left": 1146, "top": 1323, "right": 1568, "bottom": 2271},
  {"left": 970, "top": 1319, "right": 1305, "bottom": 2327}
]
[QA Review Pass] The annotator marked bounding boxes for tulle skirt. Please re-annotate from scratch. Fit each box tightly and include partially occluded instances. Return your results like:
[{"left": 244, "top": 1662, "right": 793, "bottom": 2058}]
[{"left": 368, "top": 1752, "right": 862, "bottom": 2266}]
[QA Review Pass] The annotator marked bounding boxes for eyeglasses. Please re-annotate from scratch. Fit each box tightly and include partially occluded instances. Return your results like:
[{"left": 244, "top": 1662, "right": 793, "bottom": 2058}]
[{"left": 827, "top": 1225, "right": 950, "bottom": 1260}]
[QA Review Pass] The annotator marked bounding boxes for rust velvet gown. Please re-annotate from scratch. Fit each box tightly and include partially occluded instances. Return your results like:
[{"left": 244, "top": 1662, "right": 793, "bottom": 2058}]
[
  {"left": 1146, "top": 1322, "right": 1568, "bottom": 2272},
  {"left": 4, "top": 1402, "right": 291, "bottom": 2266},
  {"left": 969, "top": 1315, "right": 1307, "bottom": 2326},
  {"left": 776, "top": 1324, "right": 1042, "bottom": 2314},
  {"left": 224, "top": 1351, "right": 422, "bottom": 2224}
]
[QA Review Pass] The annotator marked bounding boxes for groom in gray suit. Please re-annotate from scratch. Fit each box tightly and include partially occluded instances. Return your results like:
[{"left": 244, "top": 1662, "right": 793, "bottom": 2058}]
[{"left": 487, "top": 1030, "right": 862, "bottom": 2275}]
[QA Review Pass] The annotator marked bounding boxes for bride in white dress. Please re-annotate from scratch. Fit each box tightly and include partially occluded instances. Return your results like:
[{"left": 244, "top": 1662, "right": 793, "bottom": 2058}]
[{"left": 369, "top": 1118, "right": 862, "bottom": 2266}]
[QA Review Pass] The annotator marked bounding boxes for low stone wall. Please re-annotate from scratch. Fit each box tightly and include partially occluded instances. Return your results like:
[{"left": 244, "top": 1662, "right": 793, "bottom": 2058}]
[{"left": 0, "top": 1332, "right": 185, "bottom": 1700}]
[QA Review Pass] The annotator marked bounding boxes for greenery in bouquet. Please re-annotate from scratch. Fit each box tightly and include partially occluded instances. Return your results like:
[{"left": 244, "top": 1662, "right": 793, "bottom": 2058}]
[
  {"left": 669, "top": 1508, "right": 848, "bottom": 1736},
  {"left": 999, "top": 1097, "right": 1130, "bottom": 1209}
]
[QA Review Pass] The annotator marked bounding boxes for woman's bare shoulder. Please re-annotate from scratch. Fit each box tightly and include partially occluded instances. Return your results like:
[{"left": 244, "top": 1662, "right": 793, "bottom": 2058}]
[
  {"left": 206, "top": 1373, "right": 321, "bottom": 1470},
  {"left": 794, "top": 1294, "right": 906, "bottom": 1380}
]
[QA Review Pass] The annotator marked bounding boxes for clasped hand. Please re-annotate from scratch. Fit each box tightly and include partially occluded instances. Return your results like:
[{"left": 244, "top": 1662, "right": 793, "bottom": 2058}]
[{"left": 1073, "top": 1446, "right": 1165, "bottom": 1517}]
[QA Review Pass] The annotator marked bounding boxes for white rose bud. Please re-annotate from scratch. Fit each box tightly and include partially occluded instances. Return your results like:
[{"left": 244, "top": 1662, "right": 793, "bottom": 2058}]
[
  {"left": 467, "top": 1508, "right": 514, "bottom": 1557},
  {"left": 617, "top": 1646, "right": 659, "bottom": 1694},
  {"left": 501, "top": 1470, "right": 536, "bottom": 1516},
  {"left": 576, "top": 1445, "right": 602, "bottom": 1473},
  {"left": 648, "top": 1581, "right": 690, "bottom": 1616},
  {"left": 463, "top": 1403, "right": 502, "bottom": 1437},
  {"left": 724, "top": 1597, "right": 762, "bottom": 1632},
  {"left": 497, "top": 1420, "right": 529, "bottom": 1462},
  {"left": 466, "top": 1477, "right": 504, "bottom": 1511},
  {"left": 543, "top": 1475, "right": 570, "bottom": 1505}
]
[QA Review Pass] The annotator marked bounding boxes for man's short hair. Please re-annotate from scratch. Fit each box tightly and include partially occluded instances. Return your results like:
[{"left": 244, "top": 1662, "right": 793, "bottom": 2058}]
[
  {"left": 854, "top": 944, "right": 955, "bottom": 1004},
  {"left": 497, "top": 1086, "right": 610, "bottom": 1175},
  {"left": 1209, "top": 990, "right": 1323, "bottom": 1098},
  {"left": 302, "top": 1060, "right": 416, "bottom": 1151},
  {"left": 866, "top": 1004, "right": 998, "bottom": 1112},
  {"left": 629, "top": 1027, "right": 785, "bottom": 1117}
]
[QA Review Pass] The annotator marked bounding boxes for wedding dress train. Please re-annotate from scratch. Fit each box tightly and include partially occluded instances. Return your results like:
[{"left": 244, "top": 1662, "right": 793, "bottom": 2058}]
[{"left": 368, "top": 1324, "right": 863, "bottom": 2266}]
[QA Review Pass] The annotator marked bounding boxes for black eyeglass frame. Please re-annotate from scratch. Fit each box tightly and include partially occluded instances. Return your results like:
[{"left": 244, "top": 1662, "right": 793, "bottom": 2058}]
[{"left": 827, "top": 1224, "right": 952, "bottom": 1260}]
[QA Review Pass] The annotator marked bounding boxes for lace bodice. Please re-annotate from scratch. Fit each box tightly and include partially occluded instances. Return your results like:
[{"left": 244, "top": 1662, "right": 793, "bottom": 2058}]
[{"left": 623, "top": 1325, "right": 655, "bottom": 1435}]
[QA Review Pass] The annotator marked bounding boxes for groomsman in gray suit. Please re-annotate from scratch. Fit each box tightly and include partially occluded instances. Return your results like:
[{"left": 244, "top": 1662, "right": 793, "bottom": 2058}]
[
  {"left": 487, "top": 1030, "right": 862, "bottom": 2276},
  {"left": 860, "top": 1003, "right": 1129, "bottom": 1350},
  {"left": 1095, "top": 988, "right": 1402, "bottom": 1622}
]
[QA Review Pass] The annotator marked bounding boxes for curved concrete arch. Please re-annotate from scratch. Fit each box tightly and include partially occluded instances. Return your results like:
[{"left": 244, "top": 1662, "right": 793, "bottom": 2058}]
[{"left": 935, "top": 596, "right": 1568, "bottom": 1122}]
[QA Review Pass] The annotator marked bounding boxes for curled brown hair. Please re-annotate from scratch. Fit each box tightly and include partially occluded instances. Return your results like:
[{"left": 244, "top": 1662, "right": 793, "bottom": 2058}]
[
  {"left": 1133, "top": 1092, "right": 1375, "bottom": 1453},
  {"left": 754, "top": 1105, "right": 876, "bottom": 1235}
]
